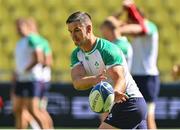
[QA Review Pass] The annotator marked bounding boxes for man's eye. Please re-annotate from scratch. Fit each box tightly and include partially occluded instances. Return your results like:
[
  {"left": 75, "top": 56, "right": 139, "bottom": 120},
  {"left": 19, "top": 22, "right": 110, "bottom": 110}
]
[{"left": 75, "top": 29, "right": 80, "bottom": 32}]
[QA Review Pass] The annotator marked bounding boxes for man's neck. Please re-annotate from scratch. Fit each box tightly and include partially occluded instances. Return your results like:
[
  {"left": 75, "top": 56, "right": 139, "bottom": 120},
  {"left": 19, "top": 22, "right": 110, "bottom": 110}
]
[
  {"left": 110, "top": 31, "right": 121, "bottom": 42},
  {"left": 81, "top": 35, "right": 97, "bottom": 52},
  {"left": 114, "top": 29, "right": 122, "bottom": 40}
]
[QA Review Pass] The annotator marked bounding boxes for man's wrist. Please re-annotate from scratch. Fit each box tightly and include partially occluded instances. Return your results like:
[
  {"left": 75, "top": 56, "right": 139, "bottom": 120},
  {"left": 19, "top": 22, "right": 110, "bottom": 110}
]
[{"left": 93, "top": 75, "right": 101, "bottom": 84}]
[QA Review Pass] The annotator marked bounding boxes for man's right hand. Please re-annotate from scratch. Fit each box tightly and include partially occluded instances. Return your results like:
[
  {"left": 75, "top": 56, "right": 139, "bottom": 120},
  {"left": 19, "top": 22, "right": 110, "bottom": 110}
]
[
  {"left": 95, "top": 70, "right": 107, "bottom": 83},
  {"left": 114, "top": 90, "right": 129, "bottom": 103}
]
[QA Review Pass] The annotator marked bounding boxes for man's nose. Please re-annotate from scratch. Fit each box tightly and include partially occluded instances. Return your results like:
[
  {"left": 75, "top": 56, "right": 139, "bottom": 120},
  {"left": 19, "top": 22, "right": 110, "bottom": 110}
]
[{"left": 71, "top": 32, "right": 75, "bottom": 37}]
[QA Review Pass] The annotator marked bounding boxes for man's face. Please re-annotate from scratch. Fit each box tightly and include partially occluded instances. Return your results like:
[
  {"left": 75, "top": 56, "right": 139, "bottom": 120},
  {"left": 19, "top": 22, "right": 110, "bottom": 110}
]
[
  {"left": 17, "top": 22, "right": 29, "bottom": 36},
  {"left": 67, "top": 21, "right": 88, "bottom": 47}
]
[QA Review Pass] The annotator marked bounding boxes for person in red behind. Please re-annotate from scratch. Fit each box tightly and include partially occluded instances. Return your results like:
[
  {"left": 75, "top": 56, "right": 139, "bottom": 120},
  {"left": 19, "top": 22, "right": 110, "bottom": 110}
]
[{"left": 119, "top": 0, "right": 160, "bottom": 129}]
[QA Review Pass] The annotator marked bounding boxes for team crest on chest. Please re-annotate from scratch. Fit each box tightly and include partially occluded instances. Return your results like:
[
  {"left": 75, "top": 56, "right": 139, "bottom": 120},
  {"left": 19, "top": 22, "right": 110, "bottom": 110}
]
[{"left": 95, "top": 61, "right": 100, "bottom": 69}]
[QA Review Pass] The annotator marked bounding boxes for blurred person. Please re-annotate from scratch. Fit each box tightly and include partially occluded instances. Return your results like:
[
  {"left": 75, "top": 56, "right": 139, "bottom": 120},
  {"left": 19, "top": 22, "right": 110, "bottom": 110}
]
[
  {"left": 26, "top": 18, "right": 54, "bottom": 128},
  {"left": 66, "top": 11, "right": 147, "bottom": 129},
  {"left": 15, "top": 18, "right": 54, "bottom": 129},
  {"left": 12, "top": 18, "right": 47, "bottom": 129},
  {"left": 119, "top": 0, "right": 160, "bottom": 129},
  {"left": 101, "top": 16, "right": 133, "bottom": 71},
  {"left": 100, "top": 17, "right": 133, "bottom": 122}
]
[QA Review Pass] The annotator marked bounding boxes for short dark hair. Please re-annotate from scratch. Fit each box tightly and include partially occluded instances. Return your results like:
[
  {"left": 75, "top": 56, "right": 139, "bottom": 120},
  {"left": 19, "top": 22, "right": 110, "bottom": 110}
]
[
  {"left": 101, "top": 20, "right": 116, "bottom": 30},
  {"left": 66, "top": 11, "right": 91, "bottom": 24},
  {"left": 16, "top": 18, "right": 26, "bottom": 26}
]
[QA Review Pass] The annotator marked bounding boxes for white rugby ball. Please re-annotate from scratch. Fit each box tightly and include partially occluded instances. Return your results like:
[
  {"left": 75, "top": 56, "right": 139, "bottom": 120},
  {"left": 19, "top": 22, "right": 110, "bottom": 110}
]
[{"left": 89, "top": 81, "right": 114, "bottom": 113}]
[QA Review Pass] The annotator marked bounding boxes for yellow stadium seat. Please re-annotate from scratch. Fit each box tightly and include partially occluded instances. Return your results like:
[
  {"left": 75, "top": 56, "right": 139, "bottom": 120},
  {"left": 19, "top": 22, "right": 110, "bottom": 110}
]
[{"left": 163, "top": 0, "right": 180, "bottom": 11}]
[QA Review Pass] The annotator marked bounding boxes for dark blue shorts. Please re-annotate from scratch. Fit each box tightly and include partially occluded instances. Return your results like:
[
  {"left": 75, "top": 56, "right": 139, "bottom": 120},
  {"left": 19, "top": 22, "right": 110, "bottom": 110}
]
[
  {"left": 14, "top": 81, "right": 43, "bottom": 98},
  {"left": 133, "top": 75, "right": 160, "bottom": 102},
  {"left": 104, "top": 98, "right": 147, "bottom": 129},
  {"left": 40, "top": 82, "right": 51, "bottom": 98}
]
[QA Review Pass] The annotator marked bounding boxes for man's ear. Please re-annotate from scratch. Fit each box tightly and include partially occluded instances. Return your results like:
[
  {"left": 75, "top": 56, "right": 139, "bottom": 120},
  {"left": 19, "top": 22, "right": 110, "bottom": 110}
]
[{"left": 86, "top": 25, "right": 91, "bottom": 33}]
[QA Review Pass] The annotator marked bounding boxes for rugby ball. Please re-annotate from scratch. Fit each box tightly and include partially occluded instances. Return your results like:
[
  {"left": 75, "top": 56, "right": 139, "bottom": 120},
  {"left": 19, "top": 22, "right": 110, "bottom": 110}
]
[{"left": 89, "top": 81, "right": 114, "bottom": 113}]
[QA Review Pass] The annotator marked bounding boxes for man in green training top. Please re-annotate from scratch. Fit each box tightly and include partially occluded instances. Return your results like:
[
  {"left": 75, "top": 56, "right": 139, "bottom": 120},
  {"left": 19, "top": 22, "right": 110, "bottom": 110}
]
[
  {"left": 66, "top": 11, "right": 147, "bottom": 129},
  {"left": 13, "top": 18, "right": 53, "bottom": 129},
  {"left": 25, "top": 18, "right": 53, "bottom": 129},
  {"left": 13, "top": 18, "right": 45, "bottom": 129}
]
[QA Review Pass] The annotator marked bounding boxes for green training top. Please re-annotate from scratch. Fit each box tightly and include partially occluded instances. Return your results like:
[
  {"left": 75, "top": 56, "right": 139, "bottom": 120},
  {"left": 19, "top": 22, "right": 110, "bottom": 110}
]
[
  {"left": 70, "top": 38, "right": 143, "bottom": 97},
  {"left": 28, "top": 33, "right": 52, "bottom": 55}
]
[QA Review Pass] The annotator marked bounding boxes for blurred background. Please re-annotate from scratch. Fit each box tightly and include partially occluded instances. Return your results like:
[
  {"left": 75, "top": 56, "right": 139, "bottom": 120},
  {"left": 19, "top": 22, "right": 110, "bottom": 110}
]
[
  {"left": 0, "top": 0, "right": 179, "bottom": 82},
  {"left": 0, "top": 0, "right": 180, "bottom": 129}
]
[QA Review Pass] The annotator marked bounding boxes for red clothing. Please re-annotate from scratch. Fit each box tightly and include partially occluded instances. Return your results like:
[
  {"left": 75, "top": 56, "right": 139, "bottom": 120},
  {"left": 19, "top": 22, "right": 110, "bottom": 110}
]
[{"left": 127, "top": 4, "right": 148, "bottom": 34}]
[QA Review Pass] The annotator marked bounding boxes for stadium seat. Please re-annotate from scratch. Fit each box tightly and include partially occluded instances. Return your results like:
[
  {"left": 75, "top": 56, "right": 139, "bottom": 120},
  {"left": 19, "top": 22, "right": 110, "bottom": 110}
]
[{"left": 163, "top": 0, "right": 180, "bottom": 11}]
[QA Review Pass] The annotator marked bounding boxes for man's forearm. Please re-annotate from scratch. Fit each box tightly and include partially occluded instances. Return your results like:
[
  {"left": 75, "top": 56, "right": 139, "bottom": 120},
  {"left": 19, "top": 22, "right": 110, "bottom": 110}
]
[
  {"left": 126, "top": 4, "right": 147, "bottom": 34},
  {"left": 25, "top": 59, "right": 38, "bottom": 72},
  {"left": 73, "top": 76, "right": 100, "bottom": 90},
  {"left": 113, "top": 78, "right": 126, "bottom": 93}
]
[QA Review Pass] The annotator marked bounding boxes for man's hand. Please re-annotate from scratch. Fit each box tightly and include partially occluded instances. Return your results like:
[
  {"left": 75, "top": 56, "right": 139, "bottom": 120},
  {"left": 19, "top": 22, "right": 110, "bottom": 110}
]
[
  {"left": 95, "top": 70, "right": 107, "bottom": 84},
  {"left": 114, "top": 90, "right": 129, "bottom": 103},
  {"left": 123, "top": 0, "right": 134, "bottom": 8}
]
